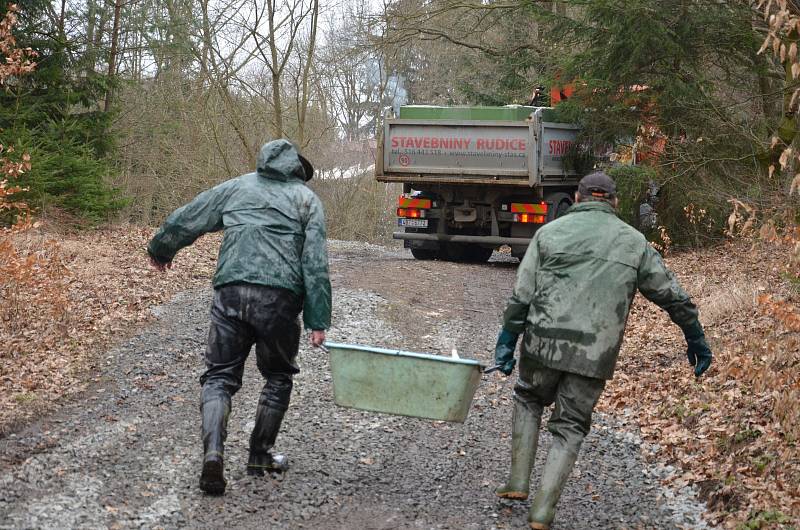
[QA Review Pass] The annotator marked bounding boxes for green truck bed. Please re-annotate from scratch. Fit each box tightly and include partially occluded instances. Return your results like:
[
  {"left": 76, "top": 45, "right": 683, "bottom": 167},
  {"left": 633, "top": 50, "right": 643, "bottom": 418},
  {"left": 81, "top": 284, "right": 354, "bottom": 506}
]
[{"left": 397, "top": 105, "right": 560, "bottom": 122}]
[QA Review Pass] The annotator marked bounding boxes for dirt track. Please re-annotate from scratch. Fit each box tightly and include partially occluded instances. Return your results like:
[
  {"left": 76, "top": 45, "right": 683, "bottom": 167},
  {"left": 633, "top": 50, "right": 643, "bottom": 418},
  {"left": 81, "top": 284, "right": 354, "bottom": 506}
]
[{"left": 0, "top": 242, "right": 711, "bottom": 529}]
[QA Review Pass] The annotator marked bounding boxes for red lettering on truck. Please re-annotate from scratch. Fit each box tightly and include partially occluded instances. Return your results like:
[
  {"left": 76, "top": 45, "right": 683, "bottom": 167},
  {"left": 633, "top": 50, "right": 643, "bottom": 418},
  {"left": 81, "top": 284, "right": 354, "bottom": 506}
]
[
  {"left": 476, "top": 138, "right": 526, "bottom": 151},
  {"left": 548, "top": 140, "right": 573, "bottom": 155},
  {"left": 390, "top": 136, "right": 476, "bottom": 150}
]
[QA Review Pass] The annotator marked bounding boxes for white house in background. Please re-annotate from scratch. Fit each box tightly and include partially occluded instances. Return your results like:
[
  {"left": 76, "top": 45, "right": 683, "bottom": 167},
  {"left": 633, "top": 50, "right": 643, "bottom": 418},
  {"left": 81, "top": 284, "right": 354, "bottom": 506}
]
[{"left": 317, "top": 163, "right": 375, "bottom": 180}]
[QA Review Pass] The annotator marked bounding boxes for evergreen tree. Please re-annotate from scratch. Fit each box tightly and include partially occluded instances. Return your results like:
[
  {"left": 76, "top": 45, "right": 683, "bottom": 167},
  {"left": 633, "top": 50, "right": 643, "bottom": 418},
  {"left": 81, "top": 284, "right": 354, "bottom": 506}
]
[
  {"left": 547, "top": 0, "right": 766, "bottom": 145},
  {"left": 542, "top": 0, "right": 778, "bottom": 243},
  {"left": 0, "top": 0, "right": 121, "bottom": 222}
]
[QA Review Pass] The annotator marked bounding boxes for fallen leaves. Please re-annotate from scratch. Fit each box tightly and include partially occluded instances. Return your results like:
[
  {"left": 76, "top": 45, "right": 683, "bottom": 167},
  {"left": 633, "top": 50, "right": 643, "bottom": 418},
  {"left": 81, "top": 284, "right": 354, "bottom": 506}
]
[
  {"left": 0, "top": 224, "right": 221, "bottom": 434},
  {"left": 601, "top": 238, "right": 800, "bottom": 528}
]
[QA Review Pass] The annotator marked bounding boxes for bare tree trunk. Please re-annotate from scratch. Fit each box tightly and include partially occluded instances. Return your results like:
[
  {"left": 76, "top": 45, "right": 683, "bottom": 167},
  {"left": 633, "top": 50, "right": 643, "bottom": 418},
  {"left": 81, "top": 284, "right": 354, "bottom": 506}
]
[
  {"left": 199, "top": 0, "right": 211, "bottom": 84},
  {"left": 267, "top": 0, "right": 284, "bottom": 138},
  {"left": 58, "top": 0, "right": 66, "bottom": 39},
  {"left": 104, "top": 0, "right": 123, "bottom": 112},
  {"left": 297, "top": 0, "right": 319, "bottom": 146}
]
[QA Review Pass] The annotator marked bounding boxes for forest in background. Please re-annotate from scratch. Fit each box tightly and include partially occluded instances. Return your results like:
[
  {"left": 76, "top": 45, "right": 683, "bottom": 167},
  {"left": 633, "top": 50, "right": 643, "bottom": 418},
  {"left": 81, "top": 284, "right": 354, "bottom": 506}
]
[{"left": 0, "top": 0, "right": 796, "bottom": 244}]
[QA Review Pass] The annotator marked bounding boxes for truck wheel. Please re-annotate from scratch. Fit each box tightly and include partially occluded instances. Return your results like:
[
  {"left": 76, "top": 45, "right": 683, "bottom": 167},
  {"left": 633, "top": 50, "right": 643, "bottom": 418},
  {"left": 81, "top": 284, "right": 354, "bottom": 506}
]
[
  {"left": 411, "top": 248, "right": 438, "bottom": 260},
  {"left": 440, "top": 244, "right": 492, "bottom": 263},
  {"left": 555, "top": 200, "right": 571, "bottom": 219},
  {"left": 545, "top": 192, "right": 573, "bottom": 222},
  {"left": 465, "top": 245, "right": 493, "bottom": 263},
  {"left": 439, "top": 243, "right": 466, "bottom": 262}
]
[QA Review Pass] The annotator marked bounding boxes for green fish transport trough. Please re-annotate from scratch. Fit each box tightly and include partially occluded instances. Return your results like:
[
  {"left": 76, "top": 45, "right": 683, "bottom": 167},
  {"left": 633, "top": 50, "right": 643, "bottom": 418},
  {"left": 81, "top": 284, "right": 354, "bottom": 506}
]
[{"left": 325, "top": 342, "right": 485, "bottom": 423}]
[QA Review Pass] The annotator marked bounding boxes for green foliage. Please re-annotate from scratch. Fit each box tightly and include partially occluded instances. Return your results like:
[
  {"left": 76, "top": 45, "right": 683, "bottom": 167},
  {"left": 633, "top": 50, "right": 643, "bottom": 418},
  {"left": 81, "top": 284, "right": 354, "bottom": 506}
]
[
  {"left": 458, "top": 40, "right": 544, "bottom": 106},
  {"left": 736, "top": 509, "right": 794, "bottom": 530},
  {"left": 563, "top": 142, "right": 596, "bottom": 176},
  {"left": 607, "top": 165, "right": 656, "bottom": 228},
  {"left": 0, "top": 0, "right": 119, "bottom": 223},
  {"left": 545, "top": 0, "right": 778, "bottom": 246},
  {"left": 4, "top": 125, "right": 124, "bottom": 222},
  {"left": 0, "top": 110, "right": 121, "bottom": 222},
  {"left": 657, "top": 172, "right": 750, "bottom": 246},
  {"left": 550, "top": 0, "right": 765, "bottom": 142}
]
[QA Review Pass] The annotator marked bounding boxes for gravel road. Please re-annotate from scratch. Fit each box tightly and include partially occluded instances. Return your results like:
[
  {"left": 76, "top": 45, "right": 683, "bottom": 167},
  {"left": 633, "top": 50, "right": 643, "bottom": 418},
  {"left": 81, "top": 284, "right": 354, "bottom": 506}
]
[{"left": 0, "top": 242, "right": 711, "bottom": 529}]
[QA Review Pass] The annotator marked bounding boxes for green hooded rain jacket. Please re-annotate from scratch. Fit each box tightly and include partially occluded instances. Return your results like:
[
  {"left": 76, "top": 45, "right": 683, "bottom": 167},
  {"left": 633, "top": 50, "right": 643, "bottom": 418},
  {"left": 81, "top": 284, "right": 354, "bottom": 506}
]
[
  {"left": 503, "top": 201, "right": 698, "bottom": 380},
  {"left": 147, "top": 140, "right": 331, "bottom": 331}
]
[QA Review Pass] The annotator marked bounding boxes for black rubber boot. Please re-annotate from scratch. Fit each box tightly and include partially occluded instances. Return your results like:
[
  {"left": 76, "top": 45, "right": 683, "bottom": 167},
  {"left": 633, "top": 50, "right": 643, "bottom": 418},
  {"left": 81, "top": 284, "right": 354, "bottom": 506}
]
[
  {"left": 199, "top": 397, "right": 230, "bottom": 495},
  {"left": 247, "top": 403, "right": 289, "bottom": 476}
]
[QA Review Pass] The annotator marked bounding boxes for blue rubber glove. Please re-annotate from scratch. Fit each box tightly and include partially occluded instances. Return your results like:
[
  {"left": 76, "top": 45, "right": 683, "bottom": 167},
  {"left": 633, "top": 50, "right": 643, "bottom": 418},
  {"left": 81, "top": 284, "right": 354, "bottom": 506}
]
[
  {"left": 682, "top": 321, "right": 712, "bottom": 377},
  {"left": 494, "top": 329, "right": 520, "bottom": 375}
]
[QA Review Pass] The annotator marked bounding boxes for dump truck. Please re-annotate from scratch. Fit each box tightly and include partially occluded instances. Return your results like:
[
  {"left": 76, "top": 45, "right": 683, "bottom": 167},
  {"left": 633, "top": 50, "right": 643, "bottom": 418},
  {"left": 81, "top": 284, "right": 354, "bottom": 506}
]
[{"left": 375, "top": 105, "right": 583, "bottom": 261}]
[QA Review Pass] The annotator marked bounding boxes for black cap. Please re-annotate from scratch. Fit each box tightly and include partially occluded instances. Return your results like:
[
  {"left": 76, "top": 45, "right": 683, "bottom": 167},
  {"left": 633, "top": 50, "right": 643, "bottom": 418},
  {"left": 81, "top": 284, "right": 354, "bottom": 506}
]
[
  {"left": 578, "top": 171, "right": 616, "bottom": 198},
  {"left": 298, "top": 153, "right": 314, "bottom": 181}
]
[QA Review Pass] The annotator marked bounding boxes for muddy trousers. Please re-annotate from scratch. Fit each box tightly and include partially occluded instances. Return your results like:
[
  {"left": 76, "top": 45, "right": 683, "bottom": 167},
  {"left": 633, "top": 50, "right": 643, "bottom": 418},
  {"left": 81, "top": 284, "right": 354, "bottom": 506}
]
[
  {"left": 513, "top": 355, "right": 606, "bottom": 529},
  {"left": 199, "top": 284, "right": 302, "bottom": 470}
]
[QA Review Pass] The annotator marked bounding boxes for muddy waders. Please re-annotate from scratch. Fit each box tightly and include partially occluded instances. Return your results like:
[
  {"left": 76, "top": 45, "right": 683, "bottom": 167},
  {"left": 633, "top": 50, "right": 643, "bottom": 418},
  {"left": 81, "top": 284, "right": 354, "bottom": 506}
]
[
  {"left": 495, "top": 398, "right": 542, "bottom": 500},
  {"left": 500, "top": 356, "right": 605, "bottom": 529},
  {"left": 199, "top": 284, "right": 302, "bottom": 494},
  {"left": 247, "top": 377, "right": 293, "bottom": 475},
  {"left": 199, "top": 394, "right": 230, "bottom": 495}
]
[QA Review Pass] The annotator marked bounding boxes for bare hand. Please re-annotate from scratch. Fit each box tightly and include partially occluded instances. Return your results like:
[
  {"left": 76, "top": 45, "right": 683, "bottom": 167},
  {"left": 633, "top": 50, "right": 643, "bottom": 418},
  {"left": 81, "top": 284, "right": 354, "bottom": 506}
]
[
  {"left": 149, "top": 255, "right": 173, "bottom": 272},
  {"left": 310, "top": 330, "right": 326, "bottom": 348}
]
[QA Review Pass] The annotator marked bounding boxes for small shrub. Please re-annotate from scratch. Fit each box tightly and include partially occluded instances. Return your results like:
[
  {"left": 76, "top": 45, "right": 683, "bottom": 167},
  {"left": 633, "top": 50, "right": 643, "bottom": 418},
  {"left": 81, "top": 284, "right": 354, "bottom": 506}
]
[
  {"left": 737, "top": 509, "right": 793, "bottom": 530},
  {"left": 310, "top": 172, "right": 400, "bottom": 244},
  {"left": 607, "top": 165, "right": 657, "bottom": 230}
]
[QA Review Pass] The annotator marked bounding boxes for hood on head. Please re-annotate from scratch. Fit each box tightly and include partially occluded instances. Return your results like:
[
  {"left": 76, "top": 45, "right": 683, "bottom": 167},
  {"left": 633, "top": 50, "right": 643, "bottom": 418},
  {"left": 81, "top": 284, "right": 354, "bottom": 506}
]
[{"left": 256, "top": 139, "right": 314, "bottom": 182}]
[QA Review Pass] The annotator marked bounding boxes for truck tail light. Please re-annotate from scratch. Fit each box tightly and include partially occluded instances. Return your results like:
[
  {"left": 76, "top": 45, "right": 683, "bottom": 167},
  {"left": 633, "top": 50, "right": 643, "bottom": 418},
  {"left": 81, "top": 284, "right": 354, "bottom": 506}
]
[
  {"left": 397, "top": 208, "right": 425, "bottom": 219},
  {"left": 514, "top": 213, "right": 546, "bottom": 224},
  {"left": 510, "top": 202, "right": 548, "bottom": 214},
  {"left": 398, "top": 195, "right": 432, "bottom": 209}
]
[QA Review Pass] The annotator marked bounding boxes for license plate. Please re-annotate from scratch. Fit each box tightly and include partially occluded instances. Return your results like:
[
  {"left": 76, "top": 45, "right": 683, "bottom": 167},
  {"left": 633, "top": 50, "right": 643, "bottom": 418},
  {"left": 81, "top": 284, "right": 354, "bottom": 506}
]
[{"left": 399, "top": 218, "right": 428, "bottom": 228}]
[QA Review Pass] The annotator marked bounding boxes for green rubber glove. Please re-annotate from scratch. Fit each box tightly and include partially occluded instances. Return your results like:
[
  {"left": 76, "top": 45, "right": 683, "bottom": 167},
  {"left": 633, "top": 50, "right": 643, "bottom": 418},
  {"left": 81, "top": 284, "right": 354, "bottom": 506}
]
[
  {"left": 682, "top": 321, "right": 712, "bottom": 377},
  {"left": 494, "top": 329, "right": 520, "bottom": 375}
]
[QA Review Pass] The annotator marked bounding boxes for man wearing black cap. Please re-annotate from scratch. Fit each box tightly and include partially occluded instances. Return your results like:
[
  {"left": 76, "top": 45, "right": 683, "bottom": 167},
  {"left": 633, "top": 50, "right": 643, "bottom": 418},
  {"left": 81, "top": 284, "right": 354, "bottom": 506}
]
[
  {"left": 492, "top": 171, "right": 712, "bottom": 529},
  {"left": 147, "top": 139, "right": 331, "bottom": 495}
]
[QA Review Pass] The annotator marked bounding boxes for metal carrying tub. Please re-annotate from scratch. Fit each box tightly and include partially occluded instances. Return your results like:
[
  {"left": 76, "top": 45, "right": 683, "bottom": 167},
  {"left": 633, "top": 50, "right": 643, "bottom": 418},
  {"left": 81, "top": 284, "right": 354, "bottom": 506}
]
[{"left": 325, "top": 342, "right": 484, "bottom": 423}]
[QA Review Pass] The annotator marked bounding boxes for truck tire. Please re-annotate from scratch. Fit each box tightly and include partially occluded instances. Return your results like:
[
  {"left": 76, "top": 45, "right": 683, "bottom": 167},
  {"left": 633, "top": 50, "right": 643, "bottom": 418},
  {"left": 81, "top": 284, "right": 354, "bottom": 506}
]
[
  {"left": 439, "top": 243, "right": 466, "bottom": 262},
  {"left": 410, "top": 248, "right": 438, "bottom": 260},
  {"left": 465, "top": 245, "right": 493, "bottom": 263},
  {"left": 555, "top": 199, "right": 571, "bottom": 219},
  {"left": 440, "top": 244, "right": 492, "bottom": 263},
  {"left": 545, "top": 192, "right": 573, "bottom": 222}
]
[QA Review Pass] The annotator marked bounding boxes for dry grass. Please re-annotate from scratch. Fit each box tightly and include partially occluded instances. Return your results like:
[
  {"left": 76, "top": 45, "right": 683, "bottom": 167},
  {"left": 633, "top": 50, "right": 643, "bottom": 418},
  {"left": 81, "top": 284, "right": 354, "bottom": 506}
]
[
  {"left": 694, "top": 278, "right": 761, "bottom": 327},
  {"left": 310, "top": 173, "right": 401, "bottom": 244}
]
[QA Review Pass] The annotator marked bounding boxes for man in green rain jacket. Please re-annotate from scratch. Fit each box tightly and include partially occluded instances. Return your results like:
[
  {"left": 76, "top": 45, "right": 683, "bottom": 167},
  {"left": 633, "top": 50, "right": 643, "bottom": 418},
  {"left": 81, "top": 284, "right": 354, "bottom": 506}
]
[
  {"left": 493, "top": 172, "right": 712, "bottom": 529},
  {"left": 147, "top": 140, "right": 331, "bottom": 495}
]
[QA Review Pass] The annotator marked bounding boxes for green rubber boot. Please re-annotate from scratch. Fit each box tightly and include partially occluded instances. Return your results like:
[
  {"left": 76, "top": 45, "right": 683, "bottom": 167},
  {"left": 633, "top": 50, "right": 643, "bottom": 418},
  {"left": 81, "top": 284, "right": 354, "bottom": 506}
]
[
  {"left": 528, "top": 443, "right": 578, "bottom": 530},
  {"left": 495, "top": 400, "right": 541, "bottom": 500}
]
